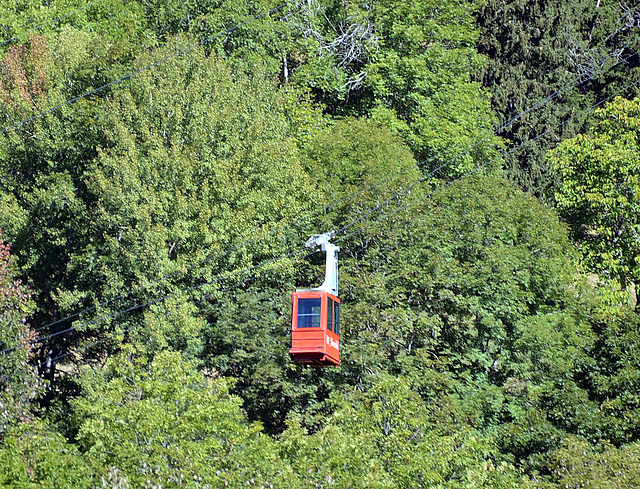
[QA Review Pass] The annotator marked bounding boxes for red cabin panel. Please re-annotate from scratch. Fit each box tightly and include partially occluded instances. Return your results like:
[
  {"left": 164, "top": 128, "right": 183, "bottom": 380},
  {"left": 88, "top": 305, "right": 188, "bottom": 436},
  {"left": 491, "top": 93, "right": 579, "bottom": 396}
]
[{"left": 290, "top": 290, "right": 340, "bottom": 367}]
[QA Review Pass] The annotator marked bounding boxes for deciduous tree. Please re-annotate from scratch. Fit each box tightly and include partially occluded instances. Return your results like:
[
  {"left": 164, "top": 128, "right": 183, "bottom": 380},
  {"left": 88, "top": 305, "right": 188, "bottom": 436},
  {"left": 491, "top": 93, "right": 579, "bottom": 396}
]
[
  {"left": 549, "top": 96, "right": 640, "bottom": 295},
  {"left": 74, "top": 350, "right": 296, "bottom": 487},
  {"left": 0, "top": 233, "right": 40, "bottom": 437}
]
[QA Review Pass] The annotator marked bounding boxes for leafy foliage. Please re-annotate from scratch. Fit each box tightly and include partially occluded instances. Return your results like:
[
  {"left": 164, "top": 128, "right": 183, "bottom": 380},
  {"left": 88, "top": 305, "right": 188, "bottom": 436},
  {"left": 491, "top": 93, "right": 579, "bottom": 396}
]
[
  {"left": 280, "top": 375, "right": 534, "bottom": 488},
  {"left": 0, "top": 233, "right": 40, "bottom": 437},
  {"left": 363, "top": 0, "right": 502, "bottom": 175},
  {"left": 339, "top": 174, "right": 577, "bottom": 383},
  {"left": 547, "top": 436, "right": 640, "bottom": 488},
  {"left": 1, "top": 2, "right": 640, "bottom": 487},
  {"left": 0, "top": 419, "right": 92, "bottom": 488},
  {"left": 74, "top": 351, "right": 294, "bottom": 488},
  {"left": 476, "top": 0, "right": 640, "bottom": 200},
  {"left": 549, "top": 96, "right": 640, "bottom": 292},
  {"left": 1, "top": 37, "right": 318, "bottom": 377}
]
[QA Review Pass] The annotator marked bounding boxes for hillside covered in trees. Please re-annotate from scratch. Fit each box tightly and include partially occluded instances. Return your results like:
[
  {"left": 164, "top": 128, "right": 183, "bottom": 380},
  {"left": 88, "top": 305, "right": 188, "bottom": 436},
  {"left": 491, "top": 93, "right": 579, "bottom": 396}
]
[{"left": 1, "top": 0, "right": 640, "bottom": 487}]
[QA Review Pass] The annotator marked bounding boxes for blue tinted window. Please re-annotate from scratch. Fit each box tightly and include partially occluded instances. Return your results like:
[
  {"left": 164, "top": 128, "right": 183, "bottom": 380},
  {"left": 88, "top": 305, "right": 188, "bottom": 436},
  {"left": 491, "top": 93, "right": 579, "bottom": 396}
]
[{"left": 297, "top": 298, "right": 321, "bottom": 328}]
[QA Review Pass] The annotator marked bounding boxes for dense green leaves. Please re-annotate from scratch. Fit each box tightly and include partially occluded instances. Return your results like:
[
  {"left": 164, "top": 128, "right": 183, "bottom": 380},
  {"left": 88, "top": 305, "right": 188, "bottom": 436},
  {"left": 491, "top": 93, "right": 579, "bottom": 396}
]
[
  {"left": 0, "top": 234, "right": 41, "bottom": 437},
  {"left": 1, "top": 38, "right": 319, "bottom": 371},
  {"left": 1, "top": 2, "right": 640, "bottom": 487},
  {"left": 547, "top": 437, "right": 640, "bottom": 488},
  {"left": 280, "top": 375, "right": 534, "bottom": 488},
  {"left": 74, "top": 351, "right": 293, "bottom": 488},
  {"left": 364, "top": 0, "right": 502, "bottom": 175},
  {"left": 341, "top": 174, "right": 576, "bottom": 380},
  {"left": 550, "top": 97, "right": 640, "bottom": 292},
  {"left": 0, "top": 420, "right": 92, "bottom": 488},
  {"left": 476, "top": 0, "right": 640, "bottom": 199}
]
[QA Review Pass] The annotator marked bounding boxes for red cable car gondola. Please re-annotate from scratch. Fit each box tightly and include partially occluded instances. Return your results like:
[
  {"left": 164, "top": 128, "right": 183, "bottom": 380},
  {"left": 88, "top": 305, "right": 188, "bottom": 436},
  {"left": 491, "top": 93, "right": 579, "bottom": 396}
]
[{"left": 290, "top": 233, "right": 341, "bottom": 367}]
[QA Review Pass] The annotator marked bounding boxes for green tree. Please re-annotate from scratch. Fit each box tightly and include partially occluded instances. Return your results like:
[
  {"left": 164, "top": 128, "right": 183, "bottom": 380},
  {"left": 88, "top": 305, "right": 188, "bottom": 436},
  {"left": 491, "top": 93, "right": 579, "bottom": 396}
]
[
  {"left": 549, "top": 96, "right": 640, "bottom": 295},
  {"left": 139, "top": 0, "right": 295, "bottom": 75},
  {"left": 476, "top": 0, "right": 640, "bottom": 199},
  {"left": 74, "top": 350, "right": 296, "bottom": 488},
  {"left": 1, "top": 37, "right": 318, "bottom": 386},
  {"left": 578, "top": 308, "right": 640, "bottom": 445},
  {"left": 363, "top": 0, "right": 502, "bottom": 176},
  {"left": 279, "top": 375, "right": 533, "bottom": 488},
  {"left": 297, "top": 117, "right": 422, "bottom": 228},
  {"left": 78, "top": 46, "right": 315, "bottom": 356},
  {"left": 201, "top": 118, "right": 420, "bottom": 433},
  {"left": 0, "top": 1, "right": 153, "bottom": 97},
  {"left": 325, "top": 172, "right": 603, "bottom": 472},
  {"left": 547, "top": 436, "right": 640, "bottom": 488},
  {"left": 143, "top": 0, "right": 503, "bottom": 176},
  {"left": 201, "top": 284, "right": 311, "bottom": 435},
  {"left": 0, "top": 0, "right": 84, "bottom": 46},
  {"left": 287, "top": 0, "right": 502, "bottom": 175},
  {"left": 0, "top": 419, "right": 92, "bottom": 488},
  {"left": 339, "top": 173, "right": 577, "bottom": 385},
  {"left": 0, "top": 233, "right": 41, "bottom": 437}
]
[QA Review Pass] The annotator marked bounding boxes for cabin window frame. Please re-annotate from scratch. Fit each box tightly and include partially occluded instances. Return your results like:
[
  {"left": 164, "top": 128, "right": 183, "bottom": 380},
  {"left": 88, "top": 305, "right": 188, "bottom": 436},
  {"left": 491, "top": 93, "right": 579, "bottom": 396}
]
[{"left": 296, "top": 297, "right": 322, "bottom": 328}]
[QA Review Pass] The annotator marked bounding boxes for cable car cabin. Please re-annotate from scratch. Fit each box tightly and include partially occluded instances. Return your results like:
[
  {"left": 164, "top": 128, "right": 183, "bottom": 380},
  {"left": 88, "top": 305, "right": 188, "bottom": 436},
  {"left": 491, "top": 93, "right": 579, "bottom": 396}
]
[
  {"left": 291, "top": 232, "right": 341, "bottom": 367},
  {"left": 290, "top": 290, "right": 340, "bottom": 367}
]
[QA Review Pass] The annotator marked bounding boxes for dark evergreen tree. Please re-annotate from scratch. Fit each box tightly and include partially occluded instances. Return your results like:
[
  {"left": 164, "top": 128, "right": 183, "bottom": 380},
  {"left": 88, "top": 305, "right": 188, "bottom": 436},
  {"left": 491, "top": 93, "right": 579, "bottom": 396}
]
[{"left": 475, "top": 0, "right": 640, "bottom": 201}]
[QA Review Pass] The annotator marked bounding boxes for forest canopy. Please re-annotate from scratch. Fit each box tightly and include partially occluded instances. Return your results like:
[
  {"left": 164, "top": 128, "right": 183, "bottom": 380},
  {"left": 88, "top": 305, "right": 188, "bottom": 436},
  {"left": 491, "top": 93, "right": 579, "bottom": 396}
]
[{"left": 1, "top": 0, "right": 640, "bottom": 487}]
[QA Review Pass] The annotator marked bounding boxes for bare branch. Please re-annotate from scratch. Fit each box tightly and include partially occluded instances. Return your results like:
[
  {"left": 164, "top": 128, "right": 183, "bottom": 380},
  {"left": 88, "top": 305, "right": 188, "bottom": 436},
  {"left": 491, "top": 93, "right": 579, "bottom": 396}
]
[
  {"left": 287, "top": 0, "right": 378, "bottom": 90},
  {"left": 567, "top": 2, "right": 640, "bottom": 77}
]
